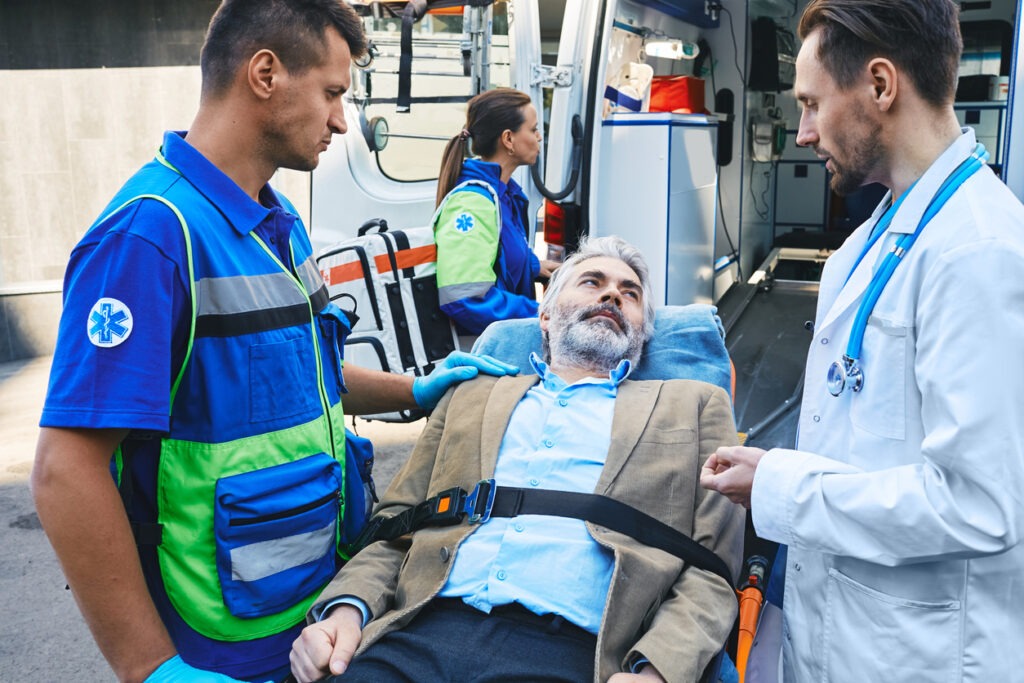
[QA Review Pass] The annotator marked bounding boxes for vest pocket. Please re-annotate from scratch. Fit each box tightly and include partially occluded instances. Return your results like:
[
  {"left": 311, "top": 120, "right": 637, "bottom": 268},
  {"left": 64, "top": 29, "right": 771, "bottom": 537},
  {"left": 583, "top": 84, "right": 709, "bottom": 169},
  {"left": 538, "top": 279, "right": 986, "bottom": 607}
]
[
  {"left": 214, "top": 453, "right": 341, "bottom": 619},
  {"left": 250, "top": 336, "right": 320, "bottom": 423}
]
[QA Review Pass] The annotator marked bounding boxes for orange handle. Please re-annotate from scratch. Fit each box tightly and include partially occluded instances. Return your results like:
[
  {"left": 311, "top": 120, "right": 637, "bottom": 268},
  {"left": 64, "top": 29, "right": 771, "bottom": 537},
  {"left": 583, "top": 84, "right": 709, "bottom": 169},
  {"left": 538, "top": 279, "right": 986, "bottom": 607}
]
[{"left": 735, "top": 586, "right": 765, "bottom": 683}]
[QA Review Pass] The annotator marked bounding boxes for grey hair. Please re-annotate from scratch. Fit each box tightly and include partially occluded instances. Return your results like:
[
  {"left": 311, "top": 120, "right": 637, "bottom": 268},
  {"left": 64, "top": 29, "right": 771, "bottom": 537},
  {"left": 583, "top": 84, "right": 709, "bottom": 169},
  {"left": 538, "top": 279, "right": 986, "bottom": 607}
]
[{"left": 539, "top": 235, "right": 656, "bottom": 340}]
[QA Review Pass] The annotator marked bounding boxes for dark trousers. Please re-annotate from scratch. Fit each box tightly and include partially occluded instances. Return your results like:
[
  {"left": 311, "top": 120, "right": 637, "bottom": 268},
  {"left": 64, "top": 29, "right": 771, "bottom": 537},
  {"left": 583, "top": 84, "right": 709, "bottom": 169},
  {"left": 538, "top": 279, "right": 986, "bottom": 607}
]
[{"left": 331, "top": 598, "right": 597, "bottom": 682}]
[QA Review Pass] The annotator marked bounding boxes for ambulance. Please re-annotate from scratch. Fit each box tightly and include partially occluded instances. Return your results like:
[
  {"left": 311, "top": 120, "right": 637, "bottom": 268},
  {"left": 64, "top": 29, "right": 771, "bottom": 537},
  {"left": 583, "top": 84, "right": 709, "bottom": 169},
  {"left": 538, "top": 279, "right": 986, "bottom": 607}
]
[{"left": 310, "top": 0, "right": 1023, "bottom": 449}]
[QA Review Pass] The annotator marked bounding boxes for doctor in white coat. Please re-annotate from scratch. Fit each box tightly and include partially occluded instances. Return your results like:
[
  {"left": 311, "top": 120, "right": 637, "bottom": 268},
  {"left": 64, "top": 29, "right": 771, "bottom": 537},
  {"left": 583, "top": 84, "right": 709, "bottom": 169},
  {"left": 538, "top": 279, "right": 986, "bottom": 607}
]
[{"left": 701, "top": 0, "right": 1024, "bottom": 680}]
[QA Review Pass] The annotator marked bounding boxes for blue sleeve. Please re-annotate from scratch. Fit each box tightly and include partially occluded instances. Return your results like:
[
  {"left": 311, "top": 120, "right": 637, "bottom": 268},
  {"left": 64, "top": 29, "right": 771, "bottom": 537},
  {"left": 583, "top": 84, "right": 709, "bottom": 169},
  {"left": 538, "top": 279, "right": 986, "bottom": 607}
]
[
  {"left": 41, "top": 201, "right": 191, "bottom": 432},
  {"left": 441, "top": 286, "right": 540, "bottom": 336},
  {"left": 313, "top": 596, "right": 372, "bottom": 627}
]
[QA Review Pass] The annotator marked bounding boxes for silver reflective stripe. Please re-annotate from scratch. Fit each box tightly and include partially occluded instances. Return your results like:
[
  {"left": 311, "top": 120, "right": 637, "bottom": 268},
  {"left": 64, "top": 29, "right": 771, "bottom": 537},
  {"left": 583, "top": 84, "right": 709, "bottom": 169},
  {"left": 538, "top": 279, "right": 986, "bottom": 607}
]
[
  {"left": 296, "top": 256, "right": 326, "bottom": 295},
  {"left": 196, "top": 273, "right": 308, "bottom": 316},
  {"left": 230, "top": 520, "right": 336, "bottom": 582},
  {"left": 439, "top": 281, "right": 492, "bottom": 305}
]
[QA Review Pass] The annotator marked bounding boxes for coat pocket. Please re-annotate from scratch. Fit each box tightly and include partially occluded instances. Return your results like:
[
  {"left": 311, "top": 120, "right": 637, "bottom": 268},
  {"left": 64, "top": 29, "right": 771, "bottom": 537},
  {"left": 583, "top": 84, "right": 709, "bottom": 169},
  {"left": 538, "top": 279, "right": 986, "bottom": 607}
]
[
  {"left": 849, "top": 316, "right": 910, "bottom": 440},
  {"left": 822, "top": 568, "right": 960, "bottom": 682},
  {"left": 213, "top": 453, "right": 341, "bottom": 618}
]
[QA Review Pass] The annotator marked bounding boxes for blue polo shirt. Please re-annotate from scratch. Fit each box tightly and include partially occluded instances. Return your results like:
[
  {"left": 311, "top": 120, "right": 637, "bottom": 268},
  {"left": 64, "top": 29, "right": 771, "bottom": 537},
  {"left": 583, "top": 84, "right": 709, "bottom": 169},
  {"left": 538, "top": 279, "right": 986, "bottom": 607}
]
[{"left": 41, "top": 131, "right": 312, "bottom": 682}]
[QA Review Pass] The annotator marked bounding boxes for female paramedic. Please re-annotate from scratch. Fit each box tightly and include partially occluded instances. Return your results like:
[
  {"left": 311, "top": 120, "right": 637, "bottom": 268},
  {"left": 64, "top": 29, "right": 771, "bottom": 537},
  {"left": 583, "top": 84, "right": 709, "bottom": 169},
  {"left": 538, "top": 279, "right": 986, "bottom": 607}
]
[{"left": 432, "top": 88, "right": 559, "bottom": 336}]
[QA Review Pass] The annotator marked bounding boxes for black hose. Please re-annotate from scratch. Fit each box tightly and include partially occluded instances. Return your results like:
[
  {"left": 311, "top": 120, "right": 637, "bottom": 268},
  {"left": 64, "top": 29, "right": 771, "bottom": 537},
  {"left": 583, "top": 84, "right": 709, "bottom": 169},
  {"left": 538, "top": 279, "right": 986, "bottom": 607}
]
[{"left": 530, "top": 114, "right": 583, "bottom": 202}]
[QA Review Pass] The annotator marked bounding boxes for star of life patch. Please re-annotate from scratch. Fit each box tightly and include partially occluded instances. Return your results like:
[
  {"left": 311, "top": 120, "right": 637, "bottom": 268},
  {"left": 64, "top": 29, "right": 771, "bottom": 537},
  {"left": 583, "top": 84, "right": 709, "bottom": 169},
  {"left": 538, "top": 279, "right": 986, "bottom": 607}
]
[
  {"left": 454, "top": 212, "right": 475, "bottom": 233},
  {"left": 87, "top": 297, "right": 133, "bottom": 348}
]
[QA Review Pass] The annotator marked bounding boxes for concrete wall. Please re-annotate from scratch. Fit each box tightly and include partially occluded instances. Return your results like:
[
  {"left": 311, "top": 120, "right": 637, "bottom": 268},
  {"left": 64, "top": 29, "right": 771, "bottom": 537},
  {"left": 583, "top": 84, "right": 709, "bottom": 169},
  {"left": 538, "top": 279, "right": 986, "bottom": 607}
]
[{"left": 0, "top": 0, "right": 312, "bottom": 362}]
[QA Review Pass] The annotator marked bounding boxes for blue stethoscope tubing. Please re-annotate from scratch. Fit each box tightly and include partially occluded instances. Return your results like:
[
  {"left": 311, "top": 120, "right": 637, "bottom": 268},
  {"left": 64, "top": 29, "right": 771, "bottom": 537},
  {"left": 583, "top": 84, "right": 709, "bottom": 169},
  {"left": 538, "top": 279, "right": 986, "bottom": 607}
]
[{"left": 827, "top": 143, "right": 989, "bottom": 397}]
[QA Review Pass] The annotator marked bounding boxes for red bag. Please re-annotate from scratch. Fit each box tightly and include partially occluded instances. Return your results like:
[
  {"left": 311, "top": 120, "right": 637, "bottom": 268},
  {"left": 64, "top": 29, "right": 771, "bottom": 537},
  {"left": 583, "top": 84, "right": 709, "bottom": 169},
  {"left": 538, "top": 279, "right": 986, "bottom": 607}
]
[{"left": 649, "top": 75, "right": 707, "bottom": 114}]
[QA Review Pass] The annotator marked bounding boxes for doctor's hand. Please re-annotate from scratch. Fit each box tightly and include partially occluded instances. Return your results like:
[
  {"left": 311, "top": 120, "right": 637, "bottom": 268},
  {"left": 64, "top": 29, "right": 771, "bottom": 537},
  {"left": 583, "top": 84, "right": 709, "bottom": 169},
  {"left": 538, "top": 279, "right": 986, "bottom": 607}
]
[
  {"left": 700, "top": 445, "right": 767, "bottom": 509},
  {"left": 143, "top": 655, "right": 252, "bottom": 682},
  {"left": 290, "top": 605, "right": 364, "bottom": 683},
  {"left": 411, "top": 351, "right": 519, "bottom": 410}
]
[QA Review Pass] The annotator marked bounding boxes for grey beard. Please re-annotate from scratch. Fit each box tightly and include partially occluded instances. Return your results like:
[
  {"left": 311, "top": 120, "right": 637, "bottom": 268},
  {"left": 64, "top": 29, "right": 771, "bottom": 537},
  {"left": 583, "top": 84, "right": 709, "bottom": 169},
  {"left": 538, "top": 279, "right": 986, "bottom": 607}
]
[{"left": 547, "top": 303, "right": 645, "bottom": 374}]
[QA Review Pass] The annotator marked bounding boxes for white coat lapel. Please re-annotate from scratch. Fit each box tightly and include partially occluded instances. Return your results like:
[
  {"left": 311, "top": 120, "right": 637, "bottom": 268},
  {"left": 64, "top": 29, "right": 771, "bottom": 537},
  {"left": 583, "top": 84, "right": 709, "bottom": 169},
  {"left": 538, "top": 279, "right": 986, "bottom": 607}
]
[{"left": 817, "top": 203, "right": 887, "bottom": 332}]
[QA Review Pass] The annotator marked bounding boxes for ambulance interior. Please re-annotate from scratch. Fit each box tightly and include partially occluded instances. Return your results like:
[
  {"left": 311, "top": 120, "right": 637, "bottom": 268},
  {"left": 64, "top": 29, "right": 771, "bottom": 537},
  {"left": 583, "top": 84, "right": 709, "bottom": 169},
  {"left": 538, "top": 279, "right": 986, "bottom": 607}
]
[{"left": 311, "top": 0, "right": 1021, "bottom": 454}]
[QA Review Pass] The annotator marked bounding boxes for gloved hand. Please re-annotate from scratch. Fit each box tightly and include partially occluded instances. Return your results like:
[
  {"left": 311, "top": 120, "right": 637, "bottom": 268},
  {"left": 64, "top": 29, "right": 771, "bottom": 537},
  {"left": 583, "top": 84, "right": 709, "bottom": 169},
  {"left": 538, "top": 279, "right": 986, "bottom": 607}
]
[
  {"left": 143, "top": 655, "right": 258, "bottom": 682},
  {"left": 412, "top": 351, "right": 519, "bottom": 410}
]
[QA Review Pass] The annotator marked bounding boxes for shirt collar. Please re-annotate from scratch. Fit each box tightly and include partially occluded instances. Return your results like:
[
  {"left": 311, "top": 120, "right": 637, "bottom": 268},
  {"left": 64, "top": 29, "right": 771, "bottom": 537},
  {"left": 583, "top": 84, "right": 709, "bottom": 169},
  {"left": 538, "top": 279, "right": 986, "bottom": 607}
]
[
  {"left": 160, "top": 131, "right": 284, "bottom": 236},
  {"left": 528, "top": 352, "right": 633, "bottom": 389},
  {"left": 461, "top": 157, "right": 525, "bottom": 201}
]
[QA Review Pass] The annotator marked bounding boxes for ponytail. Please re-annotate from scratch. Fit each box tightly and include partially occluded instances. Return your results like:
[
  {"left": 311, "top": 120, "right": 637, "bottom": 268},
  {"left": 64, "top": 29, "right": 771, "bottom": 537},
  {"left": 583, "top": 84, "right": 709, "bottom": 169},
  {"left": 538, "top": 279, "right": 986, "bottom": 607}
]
[{"left": 436, "top": 133, "right": 470, "bottom": 207}]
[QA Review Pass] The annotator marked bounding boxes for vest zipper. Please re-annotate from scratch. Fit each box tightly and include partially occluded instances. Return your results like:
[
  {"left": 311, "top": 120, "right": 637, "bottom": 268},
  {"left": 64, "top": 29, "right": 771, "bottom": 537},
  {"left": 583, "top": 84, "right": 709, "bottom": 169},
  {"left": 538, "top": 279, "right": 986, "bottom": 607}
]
[{"left": 228, "top": 490, "right": 339, "bottom": 527}]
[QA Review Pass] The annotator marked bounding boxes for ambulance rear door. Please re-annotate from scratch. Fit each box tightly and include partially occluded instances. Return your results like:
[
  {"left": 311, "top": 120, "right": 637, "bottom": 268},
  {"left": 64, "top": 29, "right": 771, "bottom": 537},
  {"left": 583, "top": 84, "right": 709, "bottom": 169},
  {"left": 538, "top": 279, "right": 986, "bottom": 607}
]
[{"left": 308, "top": 1, "right": 547, "bottom": 254}]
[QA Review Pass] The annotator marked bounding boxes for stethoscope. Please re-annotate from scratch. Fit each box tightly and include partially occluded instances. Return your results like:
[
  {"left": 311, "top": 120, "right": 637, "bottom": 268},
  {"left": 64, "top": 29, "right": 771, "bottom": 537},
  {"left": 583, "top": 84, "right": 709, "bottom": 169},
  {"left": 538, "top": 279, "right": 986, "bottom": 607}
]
[{"left": 826, "top": 143, "right": 989, "bottom": 397}]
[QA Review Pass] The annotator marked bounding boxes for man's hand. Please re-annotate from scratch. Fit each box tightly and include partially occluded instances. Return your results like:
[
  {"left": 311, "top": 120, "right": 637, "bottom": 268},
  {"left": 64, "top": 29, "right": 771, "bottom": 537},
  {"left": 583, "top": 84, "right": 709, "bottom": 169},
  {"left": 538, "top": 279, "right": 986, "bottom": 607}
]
[
  {"left": 290, "top": 605, "right": 365, "bottom": 683},
  {"left": 143, "top": 655, "right": 251, "bottom": 682},
  {"left": 609, "top": 664, "right": 667, "bottom": 682},
  {"left": 699, "top": 445, "right": 767, "bottom": 509},
  {"left": 411, "top": 351, "right": 519, "bottom": 410}
]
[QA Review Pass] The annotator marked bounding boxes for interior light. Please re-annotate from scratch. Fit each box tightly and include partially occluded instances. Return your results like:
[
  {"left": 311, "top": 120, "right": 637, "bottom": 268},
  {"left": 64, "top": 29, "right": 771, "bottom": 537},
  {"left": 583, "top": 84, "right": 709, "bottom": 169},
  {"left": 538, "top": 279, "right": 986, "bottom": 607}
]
[{"left": 643, "top": 38, "right": 699, "bottom": 61}]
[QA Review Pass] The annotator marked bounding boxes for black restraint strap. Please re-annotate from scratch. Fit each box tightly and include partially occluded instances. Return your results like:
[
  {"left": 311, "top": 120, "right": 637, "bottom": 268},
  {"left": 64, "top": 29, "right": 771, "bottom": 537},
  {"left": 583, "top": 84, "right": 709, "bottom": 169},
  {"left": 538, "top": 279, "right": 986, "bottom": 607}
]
[
  {"left": 347, "top": 482, "right": 733, "bottom": 588},
  {"left": 396, "top": 0, "right": 427, "bottom": 112},
  {"left": 490, "top": 487, "right": 733, "bottom": 587}
]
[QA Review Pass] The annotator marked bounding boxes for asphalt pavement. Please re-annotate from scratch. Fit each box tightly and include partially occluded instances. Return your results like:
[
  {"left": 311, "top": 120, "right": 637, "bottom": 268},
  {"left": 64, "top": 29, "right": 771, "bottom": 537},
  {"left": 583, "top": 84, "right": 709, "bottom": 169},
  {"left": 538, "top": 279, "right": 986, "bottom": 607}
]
[{"left": 0, "top": 356, "right": 423, "bottom": 682}]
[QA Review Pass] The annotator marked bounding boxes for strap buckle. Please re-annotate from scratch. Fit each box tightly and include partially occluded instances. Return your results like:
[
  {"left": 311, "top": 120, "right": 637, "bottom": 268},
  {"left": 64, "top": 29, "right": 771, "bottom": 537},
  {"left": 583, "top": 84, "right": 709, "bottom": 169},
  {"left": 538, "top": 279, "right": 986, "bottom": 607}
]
[
  {"left": 463, "top": 479, "right": 496, "bottom": 525},
  {"left": 428, "top": 486, "right": 467, "bottom": 526}
]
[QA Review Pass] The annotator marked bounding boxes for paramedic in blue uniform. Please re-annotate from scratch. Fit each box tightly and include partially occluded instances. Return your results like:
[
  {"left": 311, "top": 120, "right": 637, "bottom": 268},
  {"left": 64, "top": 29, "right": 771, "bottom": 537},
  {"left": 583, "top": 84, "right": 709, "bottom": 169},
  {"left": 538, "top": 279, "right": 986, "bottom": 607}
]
[
  {"left": 433, "top": 88, "right": 561, "bottom": 336},
  {"left": 30, "top": 2, "right": 514, "bottom": 683},
  {"left": 700, "top": 1, "right": 1024, "bottom": 681}
]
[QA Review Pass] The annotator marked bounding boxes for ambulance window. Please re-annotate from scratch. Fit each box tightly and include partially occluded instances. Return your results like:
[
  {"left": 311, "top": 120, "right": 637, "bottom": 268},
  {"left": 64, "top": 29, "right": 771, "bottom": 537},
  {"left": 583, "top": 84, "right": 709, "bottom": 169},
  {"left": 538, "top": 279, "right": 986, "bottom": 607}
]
[{"left": 358, "top": 4, "right": 512, "bottom": 182}]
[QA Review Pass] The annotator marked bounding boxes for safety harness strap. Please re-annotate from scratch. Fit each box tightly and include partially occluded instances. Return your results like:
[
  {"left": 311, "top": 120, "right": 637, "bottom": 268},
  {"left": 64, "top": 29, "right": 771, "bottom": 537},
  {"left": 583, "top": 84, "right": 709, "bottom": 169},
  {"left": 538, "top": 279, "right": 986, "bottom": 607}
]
[
  {"left": 347, "top": 480, "right": 733, "bottom": 588},
  {"left": 396, "top": 0, "right": 428, "bottom": 112}
]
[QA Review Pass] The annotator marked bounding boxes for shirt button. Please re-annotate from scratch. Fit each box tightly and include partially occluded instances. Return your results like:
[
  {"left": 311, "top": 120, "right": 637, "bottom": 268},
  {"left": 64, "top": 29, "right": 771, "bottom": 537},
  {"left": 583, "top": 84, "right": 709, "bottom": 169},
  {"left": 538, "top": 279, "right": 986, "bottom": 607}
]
[
  {"left": 794, "top": 563, "right": 802, "bottom": 572},
  {"left": 812, "top": 415, "right": 821, "bottom": 422},
  {"left": 496, "top": 570, "right": 507, "bottom": 580},
  {"left": 439, "top": 547, "right": 450, "bottom": 563},
  {"left": 820, "top": 337, "right": 828, "bottom": 344},
  {"left": 529, "top": 478, "right": 540, "bottom": 487},
  {"left": 514, "top": 522, "right": 525, "bottom": 532},
  {"left": 558, "top": 398, "right": 568, "bottom": 407},
  {"left": 543, "top": 439, "right": 554, "bottom": 448}
]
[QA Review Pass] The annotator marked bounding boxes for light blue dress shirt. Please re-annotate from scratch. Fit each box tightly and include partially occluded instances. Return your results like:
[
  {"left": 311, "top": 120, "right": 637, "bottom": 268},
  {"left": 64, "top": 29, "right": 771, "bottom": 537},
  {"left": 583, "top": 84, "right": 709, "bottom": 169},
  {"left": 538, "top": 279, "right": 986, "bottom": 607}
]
[{"left": 437, "top": 353, "right": 631, "bottom": 634}]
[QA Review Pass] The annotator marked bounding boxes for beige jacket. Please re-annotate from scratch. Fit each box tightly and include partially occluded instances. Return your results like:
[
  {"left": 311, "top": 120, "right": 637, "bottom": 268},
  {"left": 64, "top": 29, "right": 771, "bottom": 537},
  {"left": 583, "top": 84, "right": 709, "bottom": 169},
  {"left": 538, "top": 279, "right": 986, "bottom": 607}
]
[{"left": 315, "top": 375, "right": 743, "bottom": 682}]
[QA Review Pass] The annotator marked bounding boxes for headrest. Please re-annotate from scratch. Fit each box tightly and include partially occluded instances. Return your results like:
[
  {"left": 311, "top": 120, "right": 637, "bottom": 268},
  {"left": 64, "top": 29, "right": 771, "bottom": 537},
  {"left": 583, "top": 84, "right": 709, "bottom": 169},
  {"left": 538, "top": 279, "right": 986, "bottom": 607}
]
[{"left": 471, "top": 304, "right": 731, "bottom": 393}]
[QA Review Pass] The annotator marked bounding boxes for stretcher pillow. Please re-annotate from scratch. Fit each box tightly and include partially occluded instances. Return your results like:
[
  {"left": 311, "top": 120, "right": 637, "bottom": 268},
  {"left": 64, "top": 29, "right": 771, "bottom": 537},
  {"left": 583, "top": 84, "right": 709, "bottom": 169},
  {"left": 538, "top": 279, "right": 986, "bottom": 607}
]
[{"left": 471, "top": 304, "right": 731, "bottom": 393}]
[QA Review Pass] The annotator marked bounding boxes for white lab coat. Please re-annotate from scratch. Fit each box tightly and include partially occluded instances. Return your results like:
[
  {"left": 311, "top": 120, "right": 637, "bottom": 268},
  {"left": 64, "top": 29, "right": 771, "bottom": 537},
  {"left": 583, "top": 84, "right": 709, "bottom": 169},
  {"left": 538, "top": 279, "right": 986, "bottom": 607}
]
[{"left": 752, "top": 129, "right": 1024, "bottom": 682}]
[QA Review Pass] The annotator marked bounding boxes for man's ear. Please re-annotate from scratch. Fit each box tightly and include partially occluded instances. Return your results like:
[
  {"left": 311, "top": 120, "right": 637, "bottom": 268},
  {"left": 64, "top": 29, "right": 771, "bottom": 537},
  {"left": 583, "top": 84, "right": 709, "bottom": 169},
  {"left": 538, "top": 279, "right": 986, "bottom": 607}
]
[
  {"left": 247, "top": 49, "right": 281, "bottom": 100},
  {"left": 867, "top": 57, "right": 897, "bottom": 112},
  {"left": 539, "top": 310, "right": 551, "bottom": 336}
]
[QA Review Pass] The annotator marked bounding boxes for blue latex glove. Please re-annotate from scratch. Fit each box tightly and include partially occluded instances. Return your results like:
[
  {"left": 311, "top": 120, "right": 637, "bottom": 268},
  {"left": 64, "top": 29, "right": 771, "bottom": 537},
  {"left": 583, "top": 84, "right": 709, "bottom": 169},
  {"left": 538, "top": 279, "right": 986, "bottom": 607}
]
[
  {"left": 144, "top": 655, "right": 259, "bottom": 683},
  {"left": 412, "top": 351, "right": 519, "bottom": 410}
]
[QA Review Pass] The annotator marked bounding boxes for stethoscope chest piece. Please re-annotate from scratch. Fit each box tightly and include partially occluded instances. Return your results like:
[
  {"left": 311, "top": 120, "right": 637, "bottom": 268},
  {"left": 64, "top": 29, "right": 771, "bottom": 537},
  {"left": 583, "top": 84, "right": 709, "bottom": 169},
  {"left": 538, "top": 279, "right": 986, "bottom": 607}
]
[{"left": 827, "top": 355, "right": 863, "bottom": 397}]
